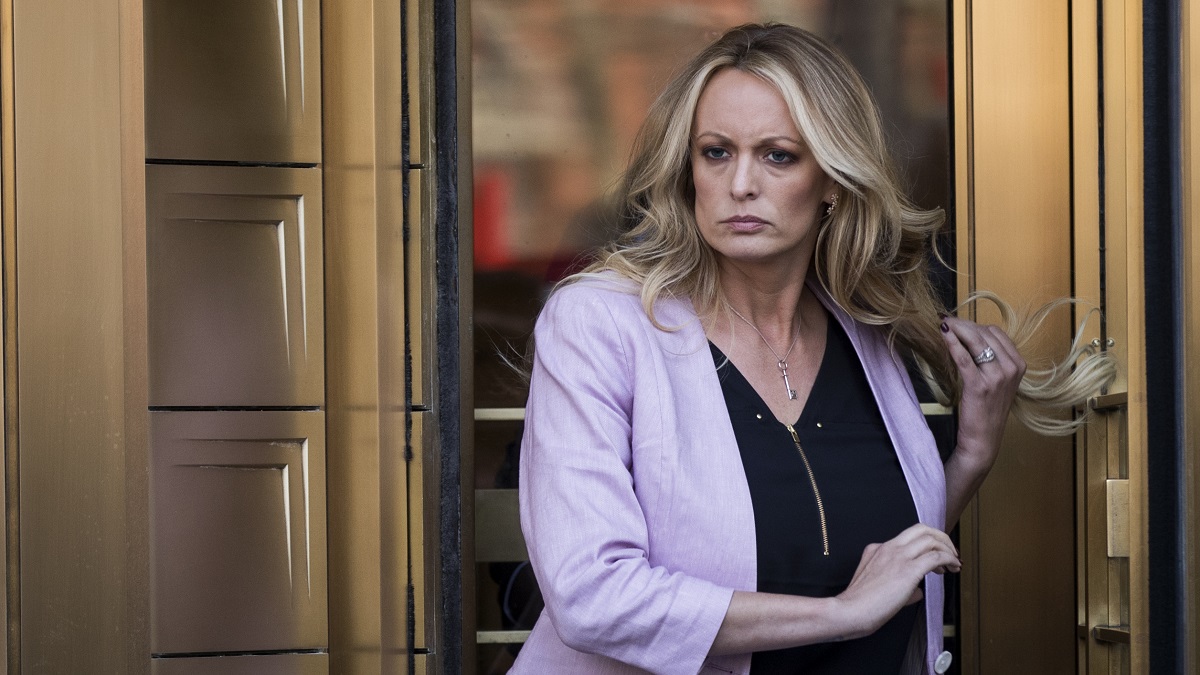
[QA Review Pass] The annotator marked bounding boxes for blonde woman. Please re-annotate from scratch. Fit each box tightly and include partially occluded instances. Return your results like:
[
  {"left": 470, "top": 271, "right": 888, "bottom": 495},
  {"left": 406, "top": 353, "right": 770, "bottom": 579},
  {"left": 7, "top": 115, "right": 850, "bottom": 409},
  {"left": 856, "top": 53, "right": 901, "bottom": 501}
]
[{"left": 511, "top": 23, "right": 1113, "bottom": 675}]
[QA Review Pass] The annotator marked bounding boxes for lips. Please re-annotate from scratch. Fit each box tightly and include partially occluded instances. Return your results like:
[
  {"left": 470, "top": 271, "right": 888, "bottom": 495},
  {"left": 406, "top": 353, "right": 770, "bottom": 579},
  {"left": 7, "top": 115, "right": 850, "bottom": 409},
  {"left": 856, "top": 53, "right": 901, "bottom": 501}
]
[{"left": 721, "top": 215, "right": 768, "bottom": 232}]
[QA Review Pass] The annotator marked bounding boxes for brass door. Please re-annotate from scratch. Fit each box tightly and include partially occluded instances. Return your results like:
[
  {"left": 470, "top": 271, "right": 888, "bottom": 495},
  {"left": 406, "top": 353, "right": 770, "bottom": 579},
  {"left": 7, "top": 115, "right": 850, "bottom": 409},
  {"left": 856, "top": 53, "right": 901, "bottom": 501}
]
[
  {"left": 945, "top": 0, "right": 1153, "bottom": 672},
  {"left": 952, "top": 1, "right": 1077, "bottom": 671}
]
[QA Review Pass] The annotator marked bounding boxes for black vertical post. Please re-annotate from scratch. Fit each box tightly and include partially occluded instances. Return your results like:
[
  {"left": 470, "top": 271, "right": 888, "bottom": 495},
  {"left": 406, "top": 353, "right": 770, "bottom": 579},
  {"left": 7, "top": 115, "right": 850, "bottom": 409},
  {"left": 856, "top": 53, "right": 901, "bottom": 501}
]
[
  {"left": 433, "top": 0, "right": 464, "bottom": 670},
  {"left": 1142, "top": 0, "right": 1185, "bottom": 670}
]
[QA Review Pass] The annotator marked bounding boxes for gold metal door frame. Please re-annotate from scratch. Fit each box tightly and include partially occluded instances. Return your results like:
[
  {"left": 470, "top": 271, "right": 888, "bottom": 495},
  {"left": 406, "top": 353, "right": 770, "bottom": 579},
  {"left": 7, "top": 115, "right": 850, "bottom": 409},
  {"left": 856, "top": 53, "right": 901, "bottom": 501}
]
[
  {"left": 1, "top": 0, "right": 14, "bottom": 669},
  {"left": 1185, "top": 0, "right": 1200, "bottom": 665},
  {"left": 1, "top": 0, "right": 150, "bottom": 672},
  {"left": 1, "top": 0, "right": 12, "bottom": 668},
  {"left": 321, "top": 0, "right": 467, "bottom": 671}
]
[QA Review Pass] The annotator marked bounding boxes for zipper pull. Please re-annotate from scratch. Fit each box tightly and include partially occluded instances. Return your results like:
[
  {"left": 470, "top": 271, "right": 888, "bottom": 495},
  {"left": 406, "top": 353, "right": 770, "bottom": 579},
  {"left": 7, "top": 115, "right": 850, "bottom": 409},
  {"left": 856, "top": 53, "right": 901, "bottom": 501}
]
[{"left": 784, "top": 423, "right": 801, "bottom": 443}]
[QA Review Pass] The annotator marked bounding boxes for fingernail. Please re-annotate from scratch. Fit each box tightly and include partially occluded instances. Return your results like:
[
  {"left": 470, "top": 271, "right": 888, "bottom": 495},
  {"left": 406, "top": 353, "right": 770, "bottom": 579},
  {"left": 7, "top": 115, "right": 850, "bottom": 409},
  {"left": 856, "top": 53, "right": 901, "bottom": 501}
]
[
  {"left": 940, "top": 322, "right": 949, "bottom": 333},
  {"left": 938, "top": 312, "right": 948, "bottom": 319}
]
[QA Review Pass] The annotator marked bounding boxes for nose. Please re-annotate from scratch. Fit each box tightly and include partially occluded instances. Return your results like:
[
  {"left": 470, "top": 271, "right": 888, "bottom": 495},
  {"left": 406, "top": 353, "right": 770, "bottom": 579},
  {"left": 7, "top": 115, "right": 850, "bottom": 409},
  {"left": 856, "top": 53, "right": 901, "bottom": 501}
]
[{"left": 730, "top": 155, "right": 758, "bottom": 200}]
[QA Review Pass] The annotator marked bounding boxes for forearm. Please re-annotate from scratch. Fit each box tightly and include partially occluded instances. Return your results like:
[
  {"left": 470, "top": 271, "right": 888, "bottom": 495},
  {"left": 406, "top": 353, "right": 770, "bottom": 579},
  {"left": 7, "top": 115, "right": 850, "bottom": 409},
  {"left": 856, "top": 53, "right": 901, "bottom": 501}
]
[
  {"left": 943, "top": 447, "right": 996, "bottom": 528},
  {"left": 708, "top": 591, "right": 857, "bottom": 655},
  {"left": 710, "top": 524, "right": 957, "bottom": 657}
]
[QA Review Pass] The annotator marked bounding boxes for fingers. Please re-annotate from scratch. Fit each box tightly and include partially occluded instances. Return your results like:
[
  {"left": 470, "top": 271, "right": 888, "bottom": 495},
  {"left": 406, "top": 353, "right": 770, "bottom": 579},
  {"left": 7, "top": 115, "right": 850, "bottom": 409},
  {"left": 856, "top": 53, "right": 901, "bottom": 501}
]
[
  {"left": 891, "top": 523, "right": 957, "bottom": 552},
  {"left": 940, "top": 316, "right": 1026, "bottom": 384},
  {"left": 840, "top": 525, "right": 961, "bottom": 633},
  {"left": 874, "top": 524, "right": 961, "bottom": 575},
  {"left": 941, "top": 317, "right": 998, "bottom": 370},
  {"left": 985, "top": 325, "right": 1027, "bottom": 377},
  {"left": 920, "top": 548, "right": 962, "bottom": 575},
  {"left": 941, "top": 316, "right": 990, "bottom": 364},
  {"left": 941, "top": 321, "right": 995, "bottom": 381}
]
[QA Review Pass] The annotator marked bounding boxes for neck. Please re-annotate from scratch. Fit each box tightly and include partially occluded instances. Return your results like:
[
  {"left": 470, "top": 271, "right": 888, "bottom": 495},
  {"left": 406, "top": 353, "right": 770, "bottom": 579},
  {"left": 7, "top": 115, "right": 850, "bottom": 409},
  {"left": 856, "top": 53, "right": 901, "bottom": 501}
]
[{"left": 716, "top": 259, "right": 811, "bottom": 335}]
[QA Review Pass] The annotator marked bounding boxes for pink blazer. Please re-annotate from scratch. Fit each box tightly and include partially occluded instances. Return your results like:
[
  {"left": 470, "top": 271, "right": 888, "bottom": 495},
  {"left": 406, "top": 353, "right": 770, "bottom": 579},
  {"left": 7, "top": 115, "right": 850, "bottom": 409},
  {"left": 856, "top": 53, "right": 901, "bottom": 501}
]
[{"left": 512, "top": 276, "right": 947, "bottom": 675}]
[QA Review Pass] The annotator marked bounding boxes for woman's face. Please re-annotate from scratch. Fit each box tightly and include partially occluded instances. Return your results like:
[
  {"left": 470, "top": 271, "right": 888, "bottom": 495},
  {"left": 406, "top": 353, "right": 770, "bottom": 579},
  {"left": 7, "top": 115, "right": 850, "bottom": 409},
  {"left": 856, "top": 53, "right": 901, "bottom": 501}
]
[{"left": 690, "top": 68, "right": 834, "bottom": 275}]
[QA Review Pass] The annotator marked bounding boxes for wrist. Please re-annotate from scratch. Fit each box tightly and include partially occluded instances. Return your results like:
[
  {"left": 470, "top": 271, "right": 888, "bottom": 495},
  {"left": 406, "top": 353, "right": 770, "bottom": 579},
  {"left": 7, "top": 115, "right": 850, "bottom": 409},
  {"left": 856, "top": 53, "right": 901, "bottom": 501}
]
[
  {"left": 823, "top": 595, "right": 872, "bottom": 642},
  {"left": 951, "top": 439, "right": 999, "bottom": 469},
  {"left": 947, "top": 445, "right": 997, "bottom": 485}
]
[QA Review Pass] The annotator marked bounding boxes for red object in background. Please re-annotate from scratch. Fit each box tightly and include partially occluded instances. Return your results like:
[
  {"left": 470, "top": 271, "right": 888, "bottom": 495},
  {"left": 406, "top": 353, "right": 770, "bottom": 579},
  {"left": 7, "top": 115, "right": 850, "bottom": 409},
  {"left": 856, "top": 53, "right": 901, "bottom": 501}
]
[
  {"left": 474, "top": 166, "right": 513, "bottom": 270},
  {"left": 931, "top": 56, "right": 948, "bottom": 105}
]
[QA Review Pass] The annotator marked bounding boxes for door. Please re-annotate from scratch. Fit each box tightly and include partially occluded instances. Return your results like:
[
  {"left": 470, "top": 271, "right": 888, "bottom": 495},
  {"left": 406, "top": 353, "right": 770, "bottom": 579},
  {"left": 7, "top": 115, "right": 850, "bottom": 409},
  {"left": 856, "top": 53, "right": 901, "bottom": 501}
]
[
  {"left": 466, "top": 2, "right": 954, "bottom": 673},
  {"left": 951, "top": 1, "right": 1146, "bottom": 672}
]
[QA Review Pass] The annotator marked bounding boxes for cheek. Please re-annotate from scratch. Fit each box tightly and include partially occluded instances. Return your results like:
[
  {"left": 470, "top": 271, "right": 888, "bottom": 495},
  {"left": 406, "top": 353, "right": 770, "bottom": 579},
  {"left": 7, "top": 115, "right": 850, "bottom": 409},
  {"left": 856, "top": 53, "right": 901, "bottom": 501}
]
[
  {"left": 791, "top": 176, "right": 828, "bottom": 211},
  {"left": 691, "top": 173, "right": 716, "bottom": 214},
  {"left": 691, "top": 169, "right": 710, "bottom": 198}
]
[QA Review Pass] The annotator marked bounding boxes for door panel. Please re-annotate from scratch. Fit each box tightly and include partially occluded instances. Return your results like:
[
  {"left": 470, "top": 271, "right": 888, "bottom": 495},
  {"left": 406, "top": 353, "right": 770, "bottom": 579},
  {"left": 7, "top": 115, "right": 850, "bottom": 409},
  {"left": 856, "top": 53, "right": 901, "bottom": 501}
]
[
  {"left": 147, "top": 164, "right": 324, "bottom": 408},
  {"left": 150, "top": 410, "right": 328, "bottom": 655},
  {"left": 959, "top": 2, "right": 1077, "bottom": 671},
  {"left": 145, "top": 0, "right": 321, "bottom": 163}
]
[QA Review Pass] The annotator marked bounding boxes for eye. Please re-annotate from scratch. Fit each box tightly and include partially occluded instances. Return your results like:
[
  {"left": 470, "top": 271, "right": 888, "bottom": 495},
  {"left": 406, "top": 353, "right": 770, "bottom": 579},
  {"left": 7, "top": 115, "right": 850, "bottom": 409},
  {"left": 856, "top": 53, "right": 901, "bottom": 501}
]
[
  {"left": 765, "top": 149, "right": 796, "bottom": 164},
  {"left": 701, "top": 146, "right": 730, "bottom": 160}
]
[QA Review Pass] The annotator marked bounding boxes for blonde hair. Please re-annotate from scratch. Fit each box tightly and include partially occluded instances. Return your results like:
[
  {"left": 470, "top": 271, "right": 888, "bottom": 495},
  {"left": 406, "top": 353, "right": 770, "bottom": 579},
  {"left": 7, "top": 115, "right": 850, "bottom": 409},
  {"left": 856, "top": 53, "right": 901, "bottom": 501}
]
[{"left": 572, "top": 23, "right": 1115, "bottom": 435}]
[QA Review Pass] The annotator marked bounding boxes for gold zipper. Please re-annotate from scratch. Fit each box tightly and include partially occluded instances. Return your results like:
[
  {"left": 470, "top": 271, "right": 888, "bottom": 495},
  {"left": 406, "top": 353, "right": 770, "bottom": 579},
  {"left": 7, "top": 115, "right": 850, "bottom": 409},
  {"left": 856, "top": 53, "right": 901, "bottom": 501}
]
[{"left": 784, "top": 423, "right": 830, "bottom": 556}]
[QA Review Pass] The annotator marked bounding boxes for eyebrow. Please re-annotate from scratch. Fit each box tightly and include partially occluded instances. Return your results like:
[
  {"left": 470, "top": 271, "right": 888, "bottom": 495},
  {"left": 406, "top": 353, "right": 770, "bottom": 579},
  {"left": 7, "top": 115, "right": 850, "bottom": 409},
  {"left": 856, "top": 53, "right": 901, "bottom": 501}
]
[{"left": 692, "top": 131, "right": 805, "bottom": 147}]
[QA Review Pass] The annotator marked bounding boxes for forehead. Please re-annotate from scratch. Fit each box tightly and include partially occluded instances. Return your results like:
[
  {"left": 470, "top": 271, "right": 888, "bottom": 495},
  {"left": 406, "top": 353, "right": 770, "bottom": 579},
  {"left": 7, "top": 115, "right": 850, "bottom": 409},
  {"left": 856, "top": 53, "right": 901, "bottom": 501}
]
[{"left": 692, "top": 68, "right": 800, "bottom": 139}]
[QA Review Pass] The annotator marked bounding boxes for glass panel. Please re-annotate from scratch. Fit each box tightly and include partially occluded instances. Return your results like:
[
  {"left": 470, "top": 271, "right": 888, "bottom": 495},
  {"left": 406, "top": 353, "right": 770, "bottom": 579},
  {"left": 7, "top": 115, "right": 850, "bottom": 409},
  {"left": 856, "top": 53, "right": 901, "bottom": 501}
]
[{"left": 470, "top": 2, "right": 949, "bottom": 672}]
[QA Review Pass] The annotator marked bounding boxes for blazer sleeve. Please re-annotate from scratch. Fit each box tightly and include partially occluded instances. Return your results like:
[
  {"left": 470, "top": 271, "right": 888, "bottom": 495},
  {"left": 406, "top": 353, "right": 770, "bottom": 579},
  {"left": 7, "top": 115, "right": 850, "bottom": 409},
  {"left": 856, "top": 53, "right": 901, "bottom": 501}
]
[{"left": 519, "top": 283, "right": 735, "bottom": 675}]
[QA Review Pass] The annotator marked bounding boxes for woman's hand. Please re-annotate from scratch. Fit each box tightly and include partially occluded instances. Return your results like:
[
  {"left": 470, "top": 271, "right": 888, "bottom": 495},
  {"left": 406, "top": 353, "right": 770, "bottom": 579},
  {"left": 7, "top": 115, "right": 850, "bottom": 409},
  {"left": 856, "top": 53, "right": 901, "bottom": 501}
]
[
  {"left": 710, "top": 524, "right": 959, "bottom": 654},
  {"left": 940, "top": 315, "right": 1027, "bottom": 525},
  {"left": 830, "top": 524, "right": 960, "bottom": 639}
]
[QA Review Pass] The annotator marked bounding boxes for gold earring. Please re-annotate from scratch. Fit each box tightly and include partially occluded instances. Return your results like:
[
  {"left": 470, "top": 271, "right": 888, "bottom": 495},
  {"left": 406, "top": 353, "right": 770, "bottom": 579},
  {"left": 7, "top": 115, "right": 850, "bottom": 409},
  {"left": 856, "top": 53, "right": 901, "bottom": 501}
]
[{"left": 825, "top": 193, "right": 839, "bottom": 216}]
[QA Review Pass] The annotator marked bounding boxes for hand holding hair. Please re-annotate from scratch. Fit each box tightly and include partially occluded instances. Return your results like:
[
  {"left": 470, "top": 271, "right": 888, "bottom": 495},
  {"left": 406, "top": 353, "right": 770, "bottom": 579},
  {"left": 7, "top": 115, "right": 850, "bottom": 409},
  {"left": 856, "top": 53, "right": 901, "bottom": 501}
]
[
  {"left": 939, "top": 315, "right": 1027, "bottom": 469},
  {"left": 933, "top": 296, "right": 1120, "bottom": 526}
]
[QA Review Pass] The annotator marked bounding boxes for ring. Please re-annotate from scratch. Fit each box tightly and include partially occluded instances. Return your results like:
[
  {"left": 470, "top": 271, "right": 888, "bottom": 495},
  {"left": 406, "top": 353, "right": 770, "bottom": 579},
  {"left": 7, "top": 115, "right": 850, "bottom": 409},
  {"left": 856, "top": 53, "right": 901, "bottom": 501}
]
[{"left": 973, "top": 346, "right": 996, "bottom": 365}]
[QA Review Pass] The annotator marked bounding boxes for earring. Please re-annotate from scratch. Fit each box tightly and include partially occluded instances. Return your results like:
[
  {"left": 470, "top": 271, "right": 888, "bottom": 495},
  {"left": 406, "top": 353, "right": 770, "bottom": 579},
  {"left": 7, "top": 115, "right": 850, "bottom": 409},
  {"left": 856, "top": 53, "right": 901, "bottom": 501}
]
[{"left": 825, "top": 193, "right": 839, "bottom": 216}]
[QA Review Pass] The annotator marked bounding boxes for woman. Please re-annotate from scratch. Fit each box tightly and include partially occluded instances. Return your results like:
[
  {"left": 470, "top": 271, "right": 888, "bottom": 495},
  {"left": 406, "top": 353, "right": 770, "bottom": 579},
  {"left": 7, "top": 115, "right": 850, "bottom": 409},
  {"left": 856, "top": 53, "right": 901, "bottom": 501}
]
[{"left": 511, "top": 23, "right": 1113, "bottom": 675}]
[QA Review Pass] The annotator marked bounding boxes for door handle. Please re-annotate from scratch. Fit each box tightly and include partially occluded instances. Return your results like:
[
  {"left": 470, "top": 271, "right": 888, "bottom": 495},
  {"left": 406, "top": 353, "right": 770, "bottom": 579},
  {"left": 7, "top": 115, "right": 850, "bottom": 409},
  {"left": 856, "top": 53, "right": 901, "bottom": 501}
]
[
  {"left": 1088, "top": 391, "right": 1127, "bottom": 412},
  {"left": 1091, "top": 624, "right": 1131, "bottom": 645},
  {"left": 1107, "top": 479, "right": 1129, "bottom": 558}
]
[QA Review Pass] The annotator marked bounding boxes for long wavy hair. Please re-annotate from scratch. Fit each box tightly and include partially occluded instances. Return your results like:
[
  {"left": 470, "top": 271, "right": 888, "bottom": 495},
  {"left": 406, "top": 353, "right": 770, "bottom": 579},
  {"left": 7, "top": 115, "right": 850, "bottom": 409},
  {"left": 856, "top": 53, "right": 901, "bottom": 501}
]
[{"left": 569, "top": 23, "right": 1115, "bottom": 435}]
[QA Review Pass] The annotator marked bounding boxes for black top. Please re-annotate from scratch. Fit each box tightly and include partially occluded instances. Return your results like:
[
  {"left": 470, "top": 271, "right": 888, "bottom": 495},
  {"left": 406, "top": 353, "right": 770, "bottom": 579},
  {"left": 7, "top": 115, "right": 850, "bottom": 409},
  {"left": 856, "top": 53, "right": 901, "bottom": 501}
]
[{"left": 711, "top": 316, "right": 920, "bottom": 674}]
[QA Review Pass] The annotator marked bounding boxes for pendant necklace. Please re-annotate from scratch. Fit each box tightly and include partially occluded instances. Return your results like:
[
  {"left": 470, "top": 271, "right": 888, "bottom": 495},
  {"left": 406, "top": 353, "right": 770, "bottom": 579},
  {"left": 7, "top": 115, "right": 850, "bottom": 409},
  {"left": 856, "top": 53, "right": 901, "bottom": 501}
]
[{"left": 727, "top": 305, "right": 801, "bottom": 400}]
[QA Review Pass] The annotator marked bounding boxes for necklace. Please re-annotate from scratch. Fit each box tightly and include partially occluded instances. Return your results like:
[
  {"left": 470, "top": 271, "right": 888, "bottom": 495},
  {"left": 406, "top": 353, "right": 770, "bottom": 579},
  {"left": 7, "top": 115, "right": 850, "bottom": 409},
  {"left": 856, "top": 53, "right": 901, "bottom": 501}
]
[{"left": 727, "top": 304, "right": 801, "bottom": 400}]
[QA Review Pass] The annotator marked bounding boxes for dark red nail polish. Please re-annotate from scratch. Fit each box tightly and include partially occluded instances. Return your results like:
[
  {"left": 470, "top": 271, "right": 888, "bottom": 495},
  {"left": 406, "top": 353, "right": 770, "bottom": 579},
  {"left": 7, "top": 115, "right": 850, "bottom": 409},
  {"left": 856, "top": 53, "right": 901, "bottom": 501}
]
[
  {"left": 940, "top": 322, "right": 949, "bottom": 333},
  {"left": 938, "top": 312, "right": 948, "bottom": 319}
]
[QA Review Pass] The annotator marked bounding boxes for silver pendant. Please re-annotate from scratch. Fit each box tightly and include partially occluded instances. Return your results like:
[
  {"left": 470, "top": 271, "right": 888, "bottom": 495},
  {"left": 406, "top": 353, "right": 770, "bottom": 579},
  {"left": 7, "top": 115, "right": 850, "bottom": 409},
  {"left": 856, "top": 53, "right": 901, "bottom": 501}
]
[{"left": 779, "top": 360, "right": 797, "bottom": 400}]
